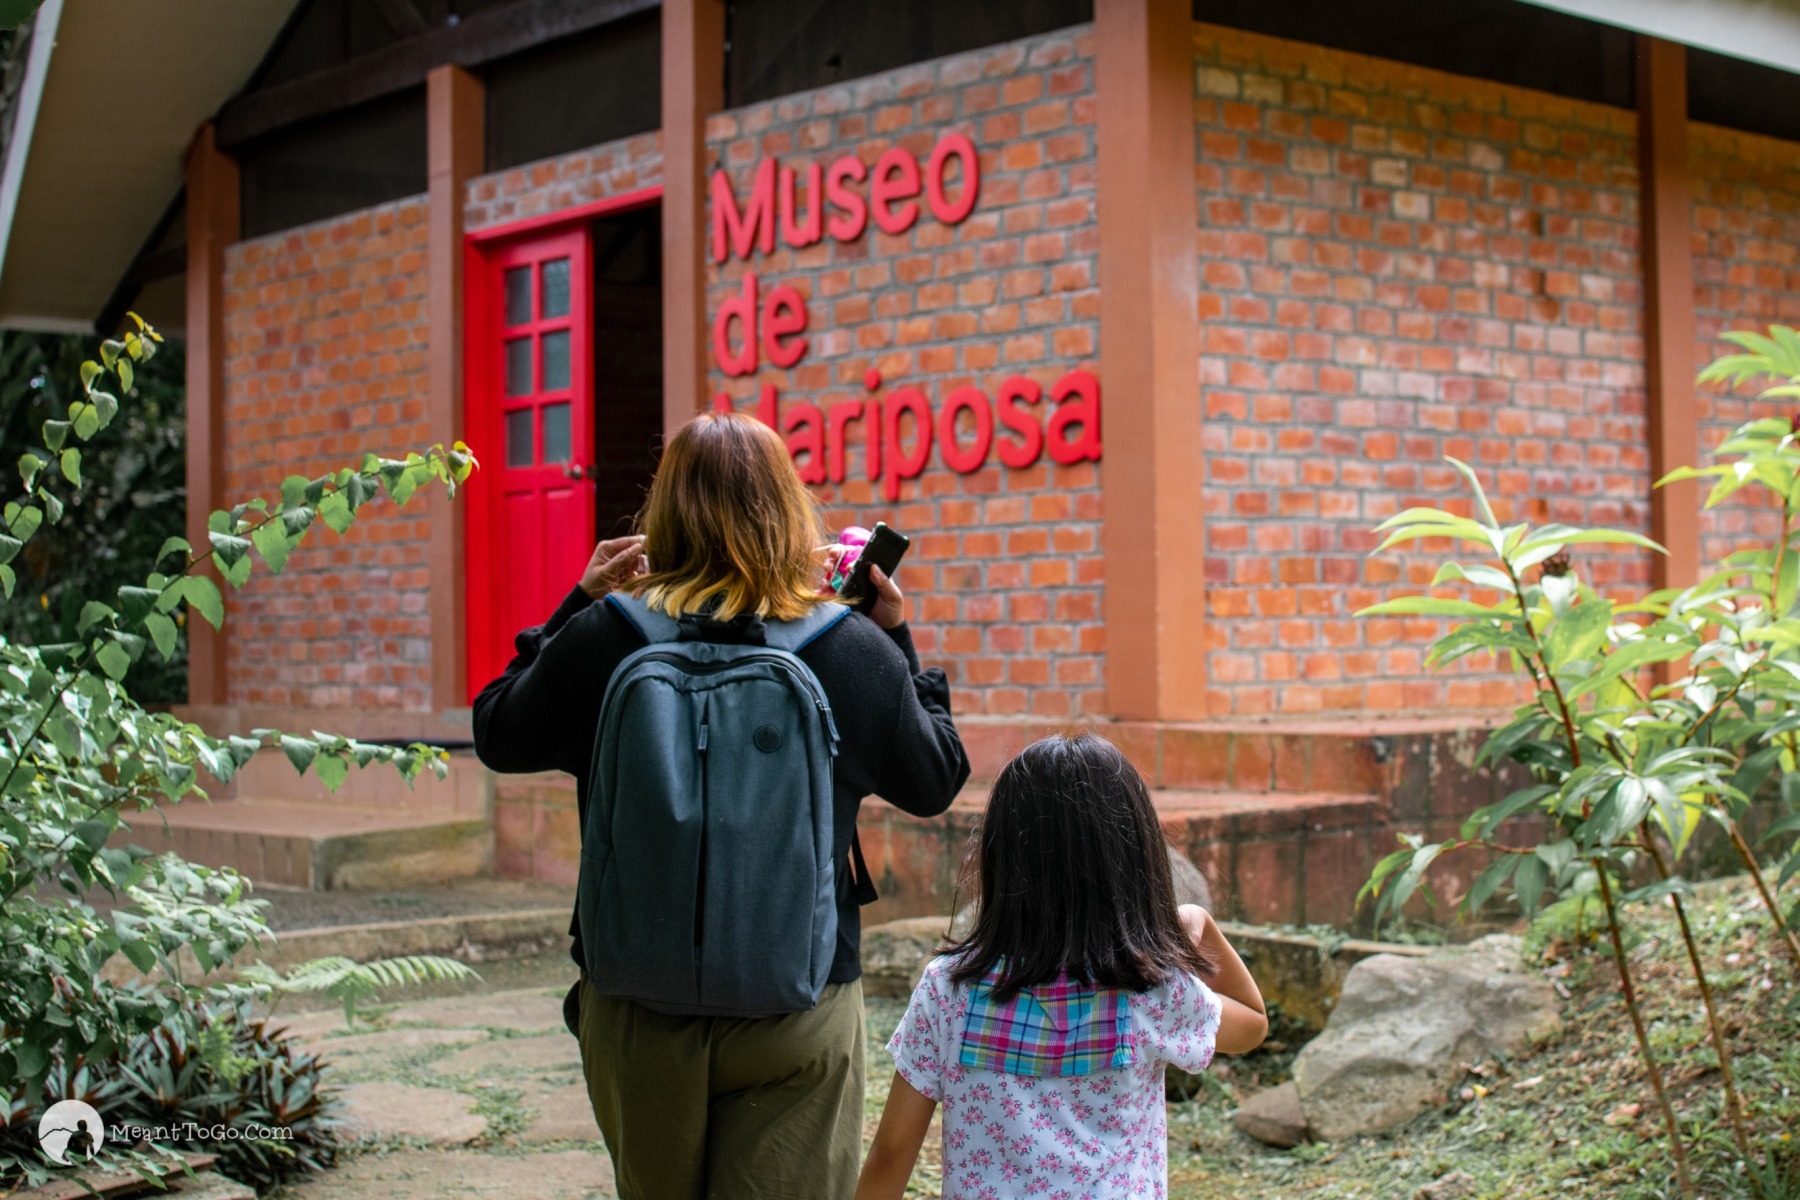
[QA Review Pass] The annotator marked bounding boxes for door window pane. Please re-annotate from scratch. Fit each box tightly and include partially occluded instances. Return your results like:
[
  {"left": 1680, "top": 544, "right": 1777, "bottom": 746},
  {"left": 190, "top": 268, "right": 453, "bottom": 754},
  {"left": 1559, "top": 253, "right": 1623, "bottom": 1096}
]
[
  {"left": 506, "top": 408, "right": 535, "bottom": 468},
  {"left": 504, "top": 266, "right": 532, "bottom": 326},
  {"left": 540, "top": 257, "right": 571, "bottom": 319},
  {"left": 541, "top": 330, "right": 571, "bottom": 391},
  {"left": 542, "top": 402, "right": 572, "bottom": 464},
  {"left": 504, "top": 337, "right": 533, "bottom": 396}
]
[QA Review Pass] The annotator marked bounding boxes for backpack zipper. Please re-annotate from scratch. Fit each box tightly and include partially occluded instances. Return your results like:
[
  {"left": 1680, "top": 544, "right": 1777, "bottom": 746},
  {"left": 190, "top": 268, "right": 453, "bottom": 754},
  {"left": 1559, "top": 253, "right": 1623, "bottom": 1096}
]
[
  {"left": 695, "top": 696, "right": 709, "bottom": 954},
  {"left": 631, "top": 650, "right": 840, "bottom": 753}
]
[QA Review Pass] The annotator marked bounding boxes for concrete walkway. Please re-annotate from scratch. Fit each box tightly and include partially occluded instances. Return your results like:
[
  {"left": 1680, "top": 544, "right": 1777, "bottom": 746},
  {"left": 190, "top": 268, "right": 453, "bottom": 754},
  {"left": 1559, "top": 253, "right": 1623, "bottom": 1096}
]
[
  {"left": 267, "top": 961, "right": 940, "bottom": 1199},
  {"left": 270, "top": 982, "right": 616, "bottom": 1200}
]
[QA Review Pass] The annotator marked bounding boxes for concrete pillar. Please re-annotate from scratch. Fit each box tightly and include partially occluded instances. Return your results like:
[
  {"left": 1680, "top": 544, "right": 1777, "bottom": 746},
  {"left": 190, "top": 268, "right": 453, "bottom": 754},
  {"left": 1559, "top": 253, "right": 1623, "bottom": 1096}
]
[
  {"left": 1095, "top": 0, "right": 1209, "bottom": 719},
  {"left": 426, "top": 64, "right": 484, "bottom": 711},
  {"left": 183, "top": 124, "right": 237, "bottom": 707}
]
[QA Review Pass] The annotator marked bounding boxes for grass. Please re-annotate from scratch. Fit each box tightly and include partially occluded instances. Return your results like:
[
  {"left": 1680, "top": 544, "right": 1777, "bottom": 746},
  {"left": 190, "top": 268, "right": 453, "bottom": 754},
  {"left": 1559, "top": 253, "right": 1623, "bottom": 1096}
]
[{"left": 864, "top": 877, "right": 1800, "bottom": 1200}]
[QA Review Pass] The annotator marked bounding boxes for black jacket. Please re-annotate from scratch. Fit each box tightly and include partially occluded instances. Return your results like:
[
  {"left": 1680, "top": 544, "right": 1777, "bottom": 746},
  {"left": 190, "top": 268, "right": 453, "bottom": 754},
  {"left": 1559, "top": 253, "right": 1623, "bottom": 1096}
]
[{"left": 471, "top": 585, "right": 970, "bottom": 983}]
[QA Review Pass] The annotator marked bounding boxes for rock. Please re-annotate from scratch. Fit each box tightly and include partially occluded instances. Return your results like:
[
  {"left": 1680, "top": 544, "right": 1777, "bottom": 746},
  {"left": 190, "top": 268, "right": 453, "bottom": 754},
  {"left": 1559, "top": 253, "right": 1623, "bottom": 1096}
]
[
  {"left": 861, "top": 916, "right": 958, "bottom": 998},
  {"left": 1232, "top": 1081, "right": 1309, "bottom": 1148},
  {"left": 383, "top": 987, "right": 569, "bottom": 1033},
  {"left": 1291, "top": 935, "right": 1560, "bottom": 1140},
  {"left": 519, "top": 1081, "right": 603, "bottom": 1144},
  {"left": 338, "top": 1081, "right": 489, "bottom": 1146},
  {"left": 1169, "top": 846, "right": 1213, "bottom": 911},
  {"left": 1416, "top": 1169, "right": 1477, "bottom": 1199},
  {"left": 432, "top": 1033, "right": 581, "bottom": 1077}
]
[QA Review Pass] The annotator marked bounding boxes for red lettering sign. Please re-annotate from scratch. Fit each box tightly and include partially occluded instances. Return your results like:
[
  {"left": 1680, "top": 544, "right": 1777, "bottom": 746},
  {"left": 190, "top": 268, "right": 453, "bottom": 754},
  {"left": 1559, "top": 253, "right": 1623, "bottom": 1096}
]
[{"left": 708, "top": 133, "right": 1101, "bottom": 484}]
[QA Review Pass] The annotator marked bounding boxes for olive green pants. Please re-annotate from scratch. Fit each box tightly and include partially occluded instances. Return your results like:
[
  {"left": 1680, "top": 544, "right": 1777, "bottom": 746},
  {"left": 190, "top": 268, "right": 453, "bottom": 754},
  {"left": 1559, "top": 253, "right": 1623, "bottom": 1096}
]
[{"left": 577, "top": 975, "right": 865, "bottom": 1200}]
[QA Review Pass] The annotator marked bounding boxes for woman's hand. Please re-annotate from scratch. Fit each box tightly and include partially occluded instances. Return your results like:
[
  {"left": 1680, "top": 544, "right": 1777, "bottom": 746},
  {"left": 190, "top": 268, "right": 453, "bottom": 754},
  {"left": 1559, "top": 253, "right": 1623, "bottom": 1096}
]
[
  {"left": 580, "top": 535, "right": 648, "bottom": 599},
  {"left": 814, "top": 544, "right": 906, "bottom": 630}
]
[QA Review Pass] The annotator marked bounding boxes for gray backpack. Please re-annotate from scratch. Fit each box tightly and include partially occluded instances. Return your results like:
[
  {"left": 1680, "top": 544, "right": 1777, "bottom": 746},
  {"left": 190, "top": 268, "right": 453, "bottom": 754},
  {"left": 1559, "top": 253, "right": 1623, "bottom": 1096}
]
[{"left": 576, "top": 592, "right": 853, "bottom": 1017}]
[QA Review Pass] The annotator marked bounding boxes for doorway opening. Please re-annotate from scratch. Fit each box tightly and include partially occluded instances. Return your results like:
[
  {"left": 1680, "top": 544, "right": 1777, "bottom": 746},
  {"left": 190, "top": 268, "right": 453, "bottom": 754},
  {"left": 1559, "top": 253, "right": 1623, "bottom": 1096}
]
[{"left": 590, "top": 206, "right": 663, "bottom": 539}]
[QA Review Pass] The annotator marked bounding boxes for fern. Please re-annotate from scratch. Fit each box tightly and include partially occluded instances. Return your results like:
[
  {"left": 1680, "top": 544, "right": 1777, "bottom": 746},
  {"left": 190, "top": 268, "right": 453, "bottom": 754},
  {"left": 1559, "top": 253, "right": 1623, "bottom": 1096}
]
[{"left": 241, "top": 954, "right": 481, "bottom": 1030}]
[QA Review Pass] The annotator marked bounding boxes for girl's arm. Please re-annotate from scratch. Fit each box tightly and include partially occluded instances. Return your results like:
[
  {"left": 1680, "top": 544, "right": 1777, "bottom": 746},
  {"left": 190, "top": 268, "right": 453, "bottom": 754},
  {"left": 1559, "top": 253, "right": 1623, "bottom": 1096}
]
[
  {"left": 855, "top": 1072, "right": 937, "bottom": 1200},
  {"left": 1179, "top": 904, "right": 1269, "bottom": 1054}
]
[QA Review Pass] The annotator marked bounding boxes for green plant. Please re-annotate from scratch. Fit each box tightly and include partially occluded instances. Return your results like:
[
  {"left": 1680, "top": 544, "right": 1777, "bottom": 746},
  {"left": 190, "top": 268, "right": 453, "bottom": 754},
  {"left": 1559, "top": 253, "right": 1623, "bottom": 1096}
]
[
  {"left": 242, "top": 954, "right": 482, "bottom": 1031},
  {"left": 112, "top": 997, "right": 339, "bottom": 1191},
  {"left": 0, "top": 329, "right": 186, "bottom": 703},
  {"left": 0, "top": 315, "right": 477, "bottom": 1190},
  {"left": 1351, "top": 328, "right": 1800, "bottom": 1196}
]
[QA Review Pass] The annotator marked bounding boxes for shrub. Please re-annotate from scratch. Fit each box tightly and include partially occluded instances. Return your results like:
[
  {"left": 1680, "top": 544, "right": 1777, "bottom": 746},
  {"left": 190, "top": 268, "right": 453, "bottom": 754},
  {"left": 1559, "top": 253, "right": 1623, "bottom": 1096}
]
[
  {"left": 1356, "top": 327, "right": 1800, "bottom": 1198},
  {"left": 0, "top": 317, "right": 476, "bottom": 1190}
]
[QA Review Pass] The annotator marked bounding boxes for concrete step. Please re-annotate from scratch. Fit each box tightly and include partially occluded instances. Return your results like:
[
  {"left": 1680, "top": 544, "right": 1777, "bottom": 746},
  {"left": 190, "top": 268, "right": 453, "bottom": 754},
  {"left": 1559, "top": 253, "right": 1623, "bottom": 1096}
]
[
  {"left": 954, "top": 713, "right": 1508, "bottom": 800},
  {"left": 118, "top": 799, "right": 494, "bottom": 891}
]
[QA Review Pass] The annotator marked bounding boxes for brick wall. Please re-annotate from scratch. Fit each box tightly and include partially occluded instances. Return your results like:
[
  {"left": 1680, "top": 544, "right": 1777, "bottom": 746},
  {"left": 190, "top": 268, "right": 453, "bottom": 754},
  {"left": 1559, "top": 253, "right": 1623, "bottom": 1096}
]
[
  {"left": 221, "top": 197, "right": 434, "bottom": 711},
  {"left": 464, "top": 132, "right": 662, "bottom": 234},
  {"left": 705, "top": 27, "right": 1104, "bottom": 718},
  {"left": 1691, "top": 122, "right": 1800, "bottom": 566},
  {"left": 1193, "top": 23, "right": 1654, "bottom": 717}
]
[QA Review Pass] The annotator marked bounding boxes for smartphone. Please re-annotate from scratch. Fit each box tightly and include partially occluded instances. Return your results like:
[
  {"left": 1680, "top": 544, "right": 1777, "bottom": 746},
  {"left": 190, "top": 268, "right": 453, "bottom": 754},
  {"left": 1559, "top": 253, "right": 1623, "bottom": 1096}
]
[{"left": 836, "top": 522, "right": 909, "bottom": 614}]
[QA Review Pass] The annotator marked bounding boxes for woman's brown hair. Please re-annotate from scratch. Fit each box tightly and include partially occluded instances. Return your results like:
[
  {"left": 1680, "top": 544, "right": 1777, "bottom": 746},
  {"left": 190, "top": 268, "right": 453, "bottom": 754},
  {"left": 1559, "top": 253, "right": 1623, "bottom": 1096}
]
[{"left": 628, "top": 411, "right": 824, "bottom": 622}]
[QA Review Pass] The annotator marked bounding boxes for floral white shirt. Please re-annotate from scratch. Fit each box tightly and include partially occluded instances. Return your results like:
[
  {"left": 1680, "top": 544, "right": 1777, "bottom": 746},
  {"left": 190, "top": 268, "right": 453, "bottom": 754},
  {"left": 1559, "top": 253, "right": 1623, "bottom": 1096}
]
[{"left": 887, "top": 956, "right": 1223, "bottom": 1200}]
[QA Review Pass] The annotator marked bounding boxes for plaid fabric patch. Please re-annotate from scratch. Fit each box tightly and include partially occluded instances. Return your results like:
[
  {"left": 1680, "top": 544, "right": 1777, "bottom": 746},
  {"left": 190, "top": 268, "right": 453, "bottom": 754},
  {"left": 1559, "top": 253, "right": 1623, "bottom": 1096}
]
[{"left": 958, "top": 966, "right": 1136, "bottom": 1078}]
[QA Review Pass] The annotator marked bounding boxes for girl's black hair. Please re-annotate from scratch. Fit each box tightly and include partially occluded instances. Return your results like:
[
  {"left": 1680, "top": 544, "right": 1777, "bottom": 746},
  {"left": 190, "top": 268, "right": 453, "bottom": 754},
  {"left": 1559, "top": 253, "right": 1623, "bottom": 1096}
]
[{"left": 945, "top": 732, "right": 1215, "bottom": 1002}]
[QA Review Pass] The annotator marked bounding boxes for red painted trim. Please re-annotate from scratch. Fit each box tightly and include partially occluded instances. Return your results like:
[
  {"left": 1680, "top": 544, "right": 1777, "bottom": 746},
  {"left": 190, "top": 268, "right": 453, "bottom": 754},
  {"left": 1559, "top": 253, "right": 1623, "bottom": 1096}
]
[{"left": 464, "top": 185, "right": 663, "bottom": 245}]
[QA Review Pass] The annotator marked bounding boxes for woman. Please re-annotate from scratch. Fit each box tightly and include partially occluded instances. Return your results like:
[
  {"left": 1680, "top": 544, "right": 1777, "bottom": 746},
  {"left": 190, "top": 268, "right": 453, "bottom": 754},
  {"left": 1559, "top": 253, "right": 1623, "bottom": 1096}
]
[{"left": 472, "top": 411, "right": 970, "bottom": 1199}]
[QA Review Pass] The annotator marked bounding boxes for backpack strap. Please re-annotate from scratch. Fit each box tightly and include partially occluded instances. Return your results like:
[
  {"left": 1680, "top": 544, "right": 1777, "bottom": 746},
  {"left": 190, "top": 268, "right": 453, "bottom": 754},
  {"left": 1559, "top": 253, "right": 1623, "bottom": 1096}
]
[
  {"left": 604, "top": 593, "right": 683, "bottom": 645},
  {"left": 763, "top": 601, "right": 851, "bottom": 653}
]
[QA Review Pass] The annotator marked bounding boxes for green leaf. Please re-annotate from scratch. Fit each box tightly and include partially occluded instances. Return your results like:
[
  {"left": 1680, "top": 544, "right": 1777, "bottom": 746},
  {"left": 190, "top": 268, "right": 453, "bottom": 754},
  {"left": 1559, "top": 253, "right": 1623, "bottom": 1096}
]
[
  {"left": 251, "top": 520, "right": 291, "bottom": 574},
  {"left": 144, "top": 612, "right": 178, "bottom": 661},
  {"left": 155, "top": 535, "right": 191, "bottom": 565},
  {"left": 89, "top": 390, "right": 118, "bottom": 428},
  {"left": 58, "top": 448, "right": 79, "bottom": 486},
  {"left": 116, "top": 585, "right": 159, "bottom": 623},
  {"left": 281, "top": 735, "right": 318, "bottom": 774},
  {"left": 314, "top": 752, "right": 349, "bottom": 793},
  {"left": 1355, "top": 596, "right": 1506, "bottom": 619},
  {"left": 17, "top": 452, "right": 40, "bottom": 486},
  {"left": 181, "top": 575, "right": 225, "bottom": 630},
  {"left": 208, "top": 530, "right": 251, "bottom": 566},
  {"left": 79, "top": 360, "right": 102, "bottom": 390},
  {"left": 0, "top": 563, "right": 15, "bottom": 599},
  {"left": 1465, "top": 854, "right": 1519, "bottom": 915},
  {"left": 221, "top": 551, "right": 252, "bottom": 589},
  {"left": 120, "top": 938, "right": 157, "bottom": 975},
  {"left": 41, "top": 419, "right": 68, "bottom": 451},
  {"left": 117, "top": 357, "right": 133, "bottom": 393},
  {"left": 1513, "top": 853, "right": 1549, "bottom": 916},
  {"left": 77, "top": 601, "right": 114, "bottom": 633},
  {"left": 318, "top": 491, "right": 354, "bottom": 534},
  {"left": 1565, "top": 637, "right": 1689, "bottom": 699},
  {"left": 96, "top": 639, "right": 130, "bottom": 680},
  {"left": 71, "top": 402, "right": 100, "bottom": 440},
  {"left": 1542, "top": 598, "right": 1611, "bottom": 671}
]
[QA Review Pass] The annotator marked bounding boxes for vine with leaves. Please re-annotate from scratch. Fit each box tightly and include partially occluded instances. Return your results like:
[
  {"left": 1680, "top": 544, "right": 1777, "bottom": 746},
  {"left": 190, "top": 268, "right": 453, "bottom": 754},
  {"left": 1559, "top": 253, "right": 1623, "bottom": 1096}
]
[{"left": 0, "top": 315, "right": 478, "bottom": 1190}]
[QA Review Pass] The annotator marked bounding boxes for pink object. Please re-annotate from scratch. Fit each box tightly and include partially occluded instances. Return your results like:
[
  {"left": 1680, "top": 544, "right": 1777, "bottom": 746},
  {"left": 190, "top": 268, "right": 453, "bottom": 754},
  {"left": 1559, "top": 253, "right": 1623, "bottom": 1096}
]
[{"left": 832, "top": 527, "right": 871, "bottom": 589}]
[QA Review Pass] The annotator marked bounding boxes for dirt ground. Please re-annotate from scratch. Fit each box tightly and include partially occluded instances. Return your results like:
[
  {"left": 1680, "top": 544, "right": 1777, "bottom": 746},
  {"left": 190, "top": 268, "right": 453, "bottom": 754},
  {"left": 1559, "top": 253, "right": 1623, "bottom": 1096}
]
[{"left": 266, "top": 876, "right": 1799, "bottom": 1200}]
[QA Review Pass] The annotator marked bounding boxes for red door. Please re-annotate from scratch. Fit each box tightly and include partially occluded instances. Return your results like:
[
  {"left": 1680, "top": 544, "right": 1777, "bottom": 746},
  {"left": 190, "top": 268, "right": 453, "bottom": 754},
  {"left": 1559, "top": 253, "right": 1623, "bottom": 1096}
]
[{"left": 467, "top": 229, "right": 594, "bottom": 697}]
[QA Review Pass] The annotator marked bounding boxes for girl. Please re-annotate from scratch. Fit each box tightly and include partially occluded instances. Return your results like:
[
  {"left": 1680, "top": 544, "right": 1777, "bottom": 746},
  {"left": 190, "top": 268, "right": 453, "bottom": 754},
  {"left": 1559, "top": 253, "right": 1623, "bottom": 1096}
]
[{"left": 856, "top": 733, "right": 1267, "bottom": 1200}]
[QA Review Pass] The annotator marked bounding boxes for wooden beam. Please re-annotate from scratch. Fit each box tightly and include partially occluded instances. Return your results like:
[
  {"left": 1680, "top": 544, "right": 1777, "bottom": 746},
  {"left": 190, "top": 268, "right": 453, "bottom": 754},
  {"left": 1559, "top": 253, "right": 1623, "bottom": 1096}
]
[
  {"left": 216, "top": 0, "right": 657, "bottom": 150},
  {"left": 1096, "top": 0, "right": 1208, "bottom": 720},
  {"left": 661, "top": 0, "right": 723, "bottom": 432},
  {"left": 1638, "top": 35, "right": 1699, "bottom": 593},
  {"left": 426, "top": 65, "right": 484, "bottom": 714},
  {"left": 96, "top": 188, "right": 186, "bottom": 334},
  {"left": 183, "top": 126, "right": 237, "bottom": 707},
  {"left": 371, "top": 0, "right": 429, "bottom": 38}
]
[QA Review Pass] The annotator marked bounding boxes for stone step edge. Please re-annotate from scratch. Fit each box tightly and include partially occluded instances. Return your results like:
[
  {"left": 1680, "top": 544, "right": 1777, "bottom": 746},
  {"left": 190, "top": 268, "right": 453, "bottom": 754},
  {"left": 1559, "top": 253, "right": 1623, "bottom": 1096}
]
[{"left": 99, "top": 909, "right": 572, "bottom": 988}]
